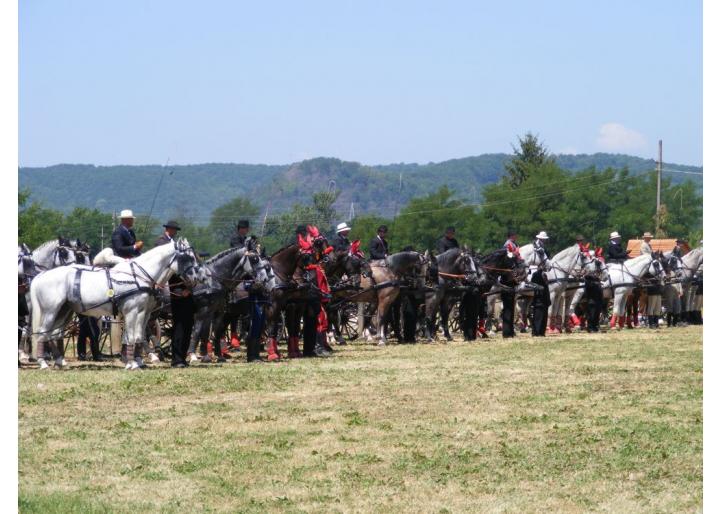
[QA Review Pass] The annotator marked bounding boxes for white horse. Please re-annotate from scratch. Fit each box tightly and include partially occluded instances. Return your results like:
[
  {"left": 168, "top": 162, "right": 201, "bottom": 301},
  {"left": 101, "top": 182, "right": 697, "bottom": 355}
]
[
  {"left": 603, "top": 253, "right": 665, "bottom": 329},
  {"left": 546, "top": 244, "right": 592, "bottom": 333},
  {"left": 674, "top": 248, "right": 703, "bottom": 320},
  {"left": 29, "top": 238, "right": 203, "bottom": 370},
  {"left": 18, "top": 239, "right": 88, "bottom": 363}
]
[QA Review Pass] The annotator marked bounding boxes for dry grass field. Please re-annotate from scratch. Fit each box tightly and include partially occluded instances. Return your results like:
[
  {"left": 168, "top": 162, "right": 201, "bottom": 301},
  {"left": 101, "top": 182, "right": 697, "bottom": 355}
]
[{"left": 18, "top": 327, "right": 702, "bottom": 513}]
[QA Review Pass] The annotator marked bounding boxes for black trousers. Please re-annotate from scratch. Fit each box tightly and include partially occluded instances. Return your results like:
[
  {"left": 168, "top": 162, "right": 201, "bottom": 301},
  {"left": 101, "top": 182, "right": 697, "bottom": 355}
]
[
  {"left": 585, "top": 282, "right": 603, "bottom": 332},
  {"left": 460, "top": 291, "right": 479, "bottom": 340},
  {"left": 170, "top": 297, "right": 195, "bottom": 365},
  {"left": 501, "top": 290, "right": 515, "bottom": 338},
  {"left": 77, "top": 315, "right": 100, "bottom": 359},
  {"left": 531, "top": 302, "right": 548, "bottom": 336},
  {"left": 401, "top": 294, "right": 419, "bottom": 342},
  {"left": 303, "top": 300, "right": 321, "bottom": 356}
]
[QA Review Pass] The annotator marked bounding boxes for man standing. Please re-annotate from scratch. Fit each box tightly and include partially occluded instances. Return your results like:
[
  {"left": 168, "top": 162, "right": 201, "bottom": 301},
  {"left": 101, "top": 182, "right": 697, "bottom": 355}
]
[
  {"left": 111, "top": 210, "right": 143, "bottom": 258},
  {"left": 332, "top": 223, "right": 352, "bottom": 252},
  {"left": 227, "top": 219, "right": 251, "bottom": 352},
  {"left": 155, "top": 221, "right": 195, "bottom": 368},
  {"left": 640, "top": 232, "right": 654, "bottom": 255},
  {"left": 436, "top": 226, "right": 460, "bottom": 254},
  {"left": 606, "top": 231, "right": 629, "bottom": 264},
  {"left": 230, "top": 219, "right": 250, "bottom": 248},
  {"left": 530, "top": 268, "right": 550, "bottom": 336},
  {"left": 369, "top": 225, "right": 390, "bottom": 260}
]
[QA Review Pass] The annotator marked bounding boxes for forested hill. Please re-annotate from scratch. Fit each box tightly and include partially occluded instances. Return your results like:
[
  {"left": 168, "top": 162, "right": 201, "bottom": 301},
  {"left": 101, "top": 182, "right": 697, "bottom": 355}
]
[{"left": 19, "top": 153, "right": 701, "bottom": 223}]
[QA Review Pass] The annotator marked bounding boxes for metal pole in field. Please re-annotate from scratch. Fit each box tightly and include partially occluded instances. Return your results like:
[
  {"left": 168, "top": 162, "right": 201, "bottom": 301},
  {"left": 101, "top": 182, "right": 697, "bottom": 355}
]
[{"left": 655, "top": 140, "right": 663, "bottom": 234}]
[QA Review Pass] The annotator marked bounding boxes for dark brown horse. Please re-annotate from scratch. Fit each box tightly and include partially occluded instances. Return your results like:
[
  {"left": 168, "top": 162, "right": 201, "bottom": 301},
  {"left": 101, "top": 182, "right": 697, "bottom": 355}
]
[{"left": 265, "top": 239, "right": 328, "bottom": 359}]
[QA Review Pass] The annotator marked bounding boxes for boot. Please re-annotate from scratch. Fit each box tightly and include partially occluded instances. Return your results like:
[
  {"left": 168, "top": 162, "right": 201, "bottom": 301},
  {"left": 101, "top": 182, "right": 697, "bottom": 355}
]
[
  {"left": 230, "top": 332, "right": 241, "bottom": 351},
  {"left": 618, "top": 316, "right": 626, "bottom": 329},
  {"left": 672, "top": 313, "right": 678, "bottom": 327},
  {"left": 633, "top": 313, "right": 639, "bottom": 327},
  {"left": 564, "top": 316, "right": 574, "bottom": 334},
  {"left": 625, "top": 315, "right": 633, "bottom": 329},
  {"left": 287, "top": 336, "right": 302, "bottom": 359},
  {"left": 477, "top": 319, "right": 489, "bottom": 339},
  {"left": 570, "top": 314, "right": 581, "bottom": 327},
  {"left": 265, "top": 337, "right": 281, "bottom": 361},
  {"left": 610, "top": 314, "right": 618, "bottom": 330}
]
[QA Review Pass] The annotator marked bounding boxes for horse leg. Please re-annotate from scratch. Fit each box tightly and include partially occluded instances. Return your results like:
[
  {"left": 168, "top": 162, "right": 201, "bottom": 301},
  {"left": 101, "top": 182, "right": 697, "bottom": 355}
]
[
  {"left": 265, "top": 301, "right": 283, "bottom": 361},
  {"left": 440, "top": 295, "right": 453, "bottom": 341},
  {"left": 424, "top": 293, "right": 438, "bottom": 341}
]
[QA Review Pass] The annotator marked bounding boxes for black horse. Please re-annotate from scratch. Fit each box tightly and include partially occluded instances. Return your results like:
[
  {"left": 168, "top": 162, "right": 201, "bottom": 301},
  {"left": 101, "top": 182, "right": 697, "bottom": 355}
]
[
  {"left": 189, "top": 240, "right": 264, "bottom": 362},
  {"left": 424, "top": 248, "right": 478, "bottom": 341}
]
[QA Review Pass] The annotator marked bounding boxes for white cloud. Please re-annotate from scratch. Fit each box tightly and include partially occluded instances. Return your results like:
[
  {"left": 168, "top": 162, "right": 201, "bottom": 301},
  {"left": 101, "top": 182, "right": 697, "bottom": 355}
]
[{"left": 595, "top": 122, "right": 648, "bottom": 152}]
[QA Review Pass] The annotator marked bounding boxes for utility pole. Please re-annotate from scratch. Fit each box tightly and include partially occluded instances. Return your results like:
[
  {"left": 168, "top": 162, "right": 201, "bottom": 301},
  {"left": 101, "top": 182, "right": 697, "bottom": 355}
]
[
  {"left": 655, "top": 140, "right": 663, "bottom": 235},
  {"left": 101, "top": 224, "right": 104, "bottom": 249}
]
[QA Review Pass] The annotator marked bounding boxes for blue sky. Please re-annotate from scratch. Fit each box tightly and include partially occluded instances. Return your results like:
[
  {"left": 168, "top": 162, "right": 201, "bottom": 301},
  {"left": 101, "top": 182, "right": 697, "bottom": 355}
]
[{"left": 19, "top": 0, "right": 702, "bottom": 167}]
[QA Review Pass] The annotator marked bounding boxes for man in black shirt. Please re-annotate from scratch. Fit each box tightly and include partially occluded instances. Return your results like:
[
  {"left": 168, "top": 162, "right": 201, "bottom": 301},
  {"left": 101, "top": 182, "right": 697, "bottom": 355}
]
[
  {"left": 606, "top": 231, "right": 629, "bottom": 264},
  {"left": 154, "top": 221, "right": 195, "bottom": 368},
  {"left": 332, "top": 222, "right": 352, "bottom": 253},
  {"left": 436, "top": 226, "right": 460, "bottom": 254},
  {"left": 369, "top": 225, "right": 390, "bottom": 260},
  {"left": 229, "top": 219, "right": 250, "bottom": 248},
  {"left": 111, "top": 209, "right": 143, "bottom": 258}
]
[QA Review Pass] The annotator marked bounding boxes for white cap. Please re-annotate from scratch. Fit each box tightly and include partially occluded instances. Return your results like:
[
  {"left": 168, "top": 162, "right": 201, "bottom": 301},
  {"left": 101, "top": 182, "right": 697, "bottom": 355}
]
[
  {"left": 119, "top": 209, "right": 135, "bottom": 219},
  {"left": 609, "top": 231, "right": 621, "bottom": 239},
  {"left": 535, "top": 231, "right": 549, "bottom": 240},
  {"left": 336, "top": 222, "right": 351, "bottom": 233}
]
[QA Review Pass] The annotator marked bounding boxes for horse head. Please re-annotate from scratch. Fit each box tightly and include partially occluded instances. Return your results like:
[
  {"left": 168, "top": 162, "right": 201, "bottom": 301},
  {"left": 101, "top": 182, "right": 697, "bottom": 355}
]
[{"left": 172, "top": 237, "right": 204, "bottom": 286}]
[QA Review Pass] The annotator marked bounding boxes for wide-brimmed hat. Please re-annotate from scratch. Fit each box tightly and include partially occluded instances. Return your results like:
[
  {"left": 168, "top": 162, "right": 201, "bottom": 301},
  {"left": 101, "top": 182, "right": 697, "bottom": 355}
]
[
  {"left": 609, "top": 231, "right": 621, "bottom": 239},
  {"left": 336, "top": 222, "right": 351, "bottom": 233},
  {"left": 237, "top": 219, "right": 250, "bottom": 229},
  {"left": 163, "top": 220, "right": 181, "bottom": 230},
  {"left": 642, "top": 231, "right": 653, "bottom": 238},
  {"left": 119, "top": 209, "right": 135, "bottom": 219},
  {"left": 575, "top": 234, "right": 585, "bottom": 241},
  {"left": 535, "top": 231, "right": 549, "bottom": 240}
]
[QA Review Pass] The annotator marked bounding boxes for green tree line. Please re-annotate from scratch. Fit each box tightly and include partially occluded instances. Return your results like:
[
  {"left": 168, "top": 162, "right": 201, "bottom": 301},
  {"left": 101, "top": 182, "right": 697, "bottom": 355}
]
[{"left": 18, "top": 135, "right": 702, "bottom": 256}]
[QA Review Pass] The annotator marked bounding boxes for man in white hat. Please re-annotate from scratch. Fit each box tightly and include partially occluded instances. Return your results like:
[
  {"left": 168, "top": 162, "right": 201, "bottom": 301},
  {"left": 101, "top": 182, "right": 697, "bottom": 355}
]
[
  {"left": 640, "top": 232, "right": 654, "bottom": 255},
  {"left": 606, "top": 231, "right": 629, "bottom": 264},
  {"left": 111, "top": 209, "right": 143, "bottom": 259},
  {"left": 533, "top": 231, "right": 551, "bottom": 258},
  {"left": 332, "top": 222, "right": 352, "bottom": 253}
]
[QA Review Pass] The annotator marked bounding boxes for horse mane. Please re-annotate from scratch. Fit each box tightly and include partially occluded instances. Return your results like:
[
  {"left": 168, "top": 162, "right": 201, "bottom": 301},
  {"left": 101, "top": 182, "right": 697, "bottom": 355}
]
[
  {"left": 385, "top": 251, "right": 419, "bottom": 267},
  {"left": 205, "top": 246, "right": 244, "bottom": 265},
  {"left": 32, "top": 239, "right": 61, "bottom": 254},
  {"left": 477, "top": 249, "right": 506, "bottom": 264},
  {"left": 435, "top": 248, "right": 461, "bottom": 267},
  {"left": 551, "top": 245, "right": 578, "bottom": 262}
]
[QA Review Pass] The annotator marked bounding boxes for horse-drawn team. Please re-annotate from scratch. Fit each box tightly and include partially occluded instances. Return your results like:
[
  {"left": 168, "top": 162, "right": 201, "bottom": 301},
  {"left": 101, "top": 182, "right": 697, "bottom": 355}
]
[{"left": 18, "top": 208, "right": 703, "bottom": 370}]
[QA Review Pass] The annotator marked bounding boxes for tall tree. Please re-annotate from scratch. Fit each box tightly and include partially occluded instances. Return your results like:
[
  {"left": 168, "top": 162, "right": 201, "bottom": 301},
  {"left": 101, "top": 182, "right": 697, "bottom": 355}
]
[{"left": 504, "top": 132, "right": 554, "bottom": 188}]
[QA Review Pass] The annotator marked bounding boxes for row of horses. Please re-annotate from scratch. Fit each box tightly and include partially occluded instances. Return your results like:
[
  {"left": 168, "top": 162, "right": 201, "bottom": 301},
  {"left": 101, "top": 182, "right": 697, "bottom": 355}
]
[{"left": 18, "top": 235, "right": 702, "bottom": 369}]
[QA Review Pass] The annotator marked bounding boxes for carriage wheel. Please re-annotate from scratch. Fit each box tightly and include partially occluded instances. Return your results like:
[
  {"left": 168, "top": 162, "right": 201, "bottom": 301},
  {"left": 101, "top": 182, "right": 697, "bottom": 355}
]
[
  {"left": 337, "top": 303, "right": 359, "bottom": 341},
  {"left": 449, "top": 301, "right": 462, "bottom": 334}
]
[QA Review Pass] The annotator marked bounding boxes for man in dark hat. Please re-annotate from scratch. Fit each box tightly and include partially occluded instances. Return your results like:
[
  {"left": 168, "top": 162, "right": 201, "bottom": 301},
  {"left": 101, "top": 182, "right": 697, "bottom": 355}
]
[
  {"left": 154, "top": 220, "right": 181, "bottom": 247},
  {"left": 155, "top": 221, "right": 195, "bottom": 368},
  {"left": 436, "top": 227, "right": 460, "bottom": 254},
  {"left": 230, "top": 219, "right": 250, "bottom": 248},
  {"left": 369, "top": 225, "right": 390, "bottom": 260}
]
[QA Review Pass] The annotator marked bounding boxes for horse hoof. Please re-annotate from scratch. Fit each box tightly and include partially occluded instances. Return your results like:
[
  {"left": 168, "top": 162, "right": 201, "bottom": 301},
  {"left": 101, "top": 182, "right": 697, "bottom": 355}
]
[
  {"left": 377, "top": 340, "right": 386, "bottom": 346},
  {"left": 267, "top": 354, "right": 281, "bottom": 362},
  {"left": 125, "top": 361, "right": 140, "bottom": 371},
  {"left": 189, "top": 353, "right": 199, "bottom": 364},
  {"left": 38, "top": 359, "right": 49, "bottom": 370},
  {"left": 148, "top": 352, "right": 160, "bottom": 364},
  {"left": 18, "top": 351, "right": 30, "bottom": 364},
  {"left": 135, "top": 357, "right": 146, "bottom": 368},
  {"left": 54, "top": 359, "right": 64, "bottom": 369}
]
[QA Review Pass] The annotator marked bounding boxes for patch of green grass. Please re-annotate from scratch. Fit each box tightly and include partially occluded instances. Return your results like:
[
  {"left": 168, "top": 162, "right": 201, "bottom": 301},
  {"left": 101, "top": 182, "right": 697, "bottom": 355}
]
[{"left": 19, "top": 327, "right": 702, "bottom": 513}]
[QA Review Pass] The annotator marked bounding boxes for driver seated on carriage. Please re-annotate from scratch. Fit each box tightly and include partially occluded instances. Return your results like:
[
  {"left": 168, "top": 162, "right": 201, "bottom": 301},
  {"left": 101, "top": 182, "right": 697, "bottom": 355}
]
[
  {"left": 504, "top": 230, "right": 522, "bottom": 260},
  {"left": 369, "top": 225, "right": 390, "bottom": 261},
  {"left": 533, "top": 231, "right": 551, "bottom": 259},
  {"left": 606, "top": 231, "right": 630, "bottom": 264}
]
